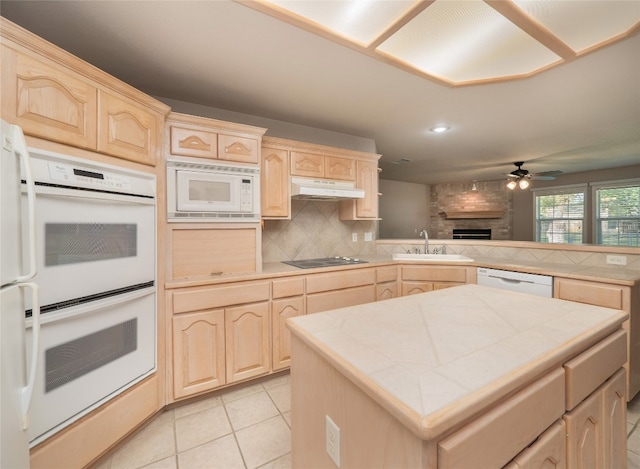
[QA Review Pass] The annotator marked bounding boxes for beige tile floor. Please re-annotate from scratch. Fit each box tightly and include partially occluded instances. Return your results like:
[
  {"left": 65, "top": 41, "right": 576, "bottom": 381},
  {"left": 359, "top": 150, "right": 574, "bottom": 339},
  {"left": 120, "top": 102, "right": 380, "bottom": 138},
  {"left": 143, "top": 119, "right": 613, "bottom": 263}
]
[{"left": 92, "top": 371, "right": 640, "bottom": 469}]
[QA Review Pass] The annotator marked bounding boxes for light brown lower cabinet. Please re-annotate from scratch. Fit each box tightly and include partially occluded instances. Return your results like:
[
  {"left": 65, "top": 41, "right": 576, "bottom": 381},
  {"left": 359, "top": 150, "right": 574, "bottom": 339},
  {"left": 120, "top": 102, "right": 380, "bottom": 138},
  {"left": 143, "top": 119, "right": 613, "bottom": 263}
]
[
  {"left": 504, "top": 420, "right": 566, "bottom": 469},
  {"left": 272, "top": 296, "right": 305, "bottom": 370},
  {"left": 555, "top": 276, "right": 639, "bottom": 401},
  {"left": 401, "top": 265, "right": 473, "bottom": 296},
  {"left": 225, "top": 302, "right": 270, "bottom": 383},
  {"left": 172, "top": 310, "right": 225, "bottom": 399}
]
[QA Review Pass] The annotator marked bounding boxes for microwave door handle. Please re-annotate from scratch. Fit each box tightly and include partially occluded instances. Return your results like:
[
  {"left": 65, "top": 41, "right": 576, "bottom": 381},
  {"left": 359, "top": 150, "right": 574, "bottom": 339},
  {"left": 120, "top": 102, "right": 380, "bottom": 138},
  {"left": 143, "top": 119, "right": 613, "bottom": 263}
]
[
  {"left": 20, "top": 282, "right": 40, "bottom": 429},
  {"left": 15, "top": 127, "right": 37, "bottom": 282}
]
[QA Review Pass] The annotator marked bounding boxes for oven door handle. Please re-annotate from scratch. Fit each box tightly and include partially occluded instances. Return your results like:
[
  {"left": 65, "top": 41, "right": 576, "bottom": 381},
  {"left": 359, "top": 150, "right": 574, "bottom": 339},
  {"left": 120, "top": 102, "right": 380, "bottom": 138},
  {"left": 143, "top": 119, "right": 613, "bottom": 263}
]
[
  {"left": 32, "top": 184, "right": 156, "bottom": 206},
  {"left": 20, "top": 282, "right": 40, "bottom": 430},
  {"left": 30, "top": 286, "right": 156, "bottom": 326},
  {"left": 15, "top": 128, "right": 37, "bottom": 282}
]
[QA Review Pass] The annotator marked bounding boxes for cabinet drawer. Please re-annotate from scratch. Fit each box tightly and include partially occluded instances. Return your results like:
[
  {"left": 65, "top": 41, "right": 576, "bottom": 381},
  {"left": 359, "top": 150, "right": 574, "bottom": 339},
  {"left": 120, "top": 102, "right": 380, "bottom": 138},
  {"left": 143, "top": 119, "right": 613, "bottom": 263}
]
[
  {"left": 564, "top": 329, "right": 626, "bottom": 410},
  {"left": 402, "top": 266, "right": 467, "bottom": 283},
  {"left": 438, "top": 368, "right": 565, "bottom": 469},
  {"left": 555, "top": 277, "right": 625, "bottom": 310},
  {"left": 376, "top": 266, "right": 397, "bottom": 283},
  {"left": 307, "top": 285, "right": 376, "bottom": 314},
  {"left": 272, "top": 277, "right": 305, "bottom": 299},
  {"left": 169, "top": 124, "right": 217, "bottom": 159},
  {"left": 172, "top": 281, "right": 270, "bottom": 314},
  {"left": 218, "top": 134, "right": 259, "bottom": 164},
  {"left": 306, "top": 268, "right": 376, "bottom": 294},
  {"left": 504, "top": 420, "right": 566, "bottom": 469}
]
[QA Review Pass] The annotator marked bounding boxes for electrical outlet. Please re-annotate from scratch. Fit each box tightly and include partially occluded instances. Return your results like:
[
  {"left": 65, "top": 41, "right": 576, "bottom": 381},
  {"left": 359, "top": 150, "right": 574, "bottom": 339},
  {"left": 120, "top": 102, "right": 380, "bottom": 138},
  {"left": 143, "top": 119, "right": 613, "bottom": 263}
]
[
  {"left": 352, "top": 233, "right": 358, "bottom": 242},
  {"left": 364, "top": 232, "right": 373, "bottom": 242},
  {"left": 326, "top": 415, "right": 340, "bottom": 467},
  {"left": 606, "top": 255, "right": 627, "bottom": 266}
]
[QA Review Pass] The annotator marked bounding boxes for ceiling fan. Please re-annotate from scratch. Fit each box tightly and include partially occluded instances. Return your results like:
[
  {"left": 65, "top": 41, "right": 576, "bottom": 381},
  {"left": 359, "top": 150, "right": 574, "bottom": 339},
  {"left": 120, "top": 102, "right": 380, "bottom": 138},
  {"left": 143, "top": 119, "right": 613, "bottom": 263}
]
[{"left": 506, "top": 162, "right": 562, "bottom": 190}]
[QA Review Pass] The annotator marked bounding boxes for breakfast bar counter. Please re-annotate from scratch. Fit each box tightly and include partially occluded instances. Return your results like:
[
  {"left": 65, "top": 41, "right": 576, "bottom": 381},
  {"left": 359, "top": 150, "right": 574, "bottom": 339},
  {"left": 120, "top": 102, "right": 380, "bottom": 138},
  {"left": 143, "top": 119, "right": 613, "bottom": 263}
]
[{"left": 287, "top": 284, "right": 628, "bottom": 468}]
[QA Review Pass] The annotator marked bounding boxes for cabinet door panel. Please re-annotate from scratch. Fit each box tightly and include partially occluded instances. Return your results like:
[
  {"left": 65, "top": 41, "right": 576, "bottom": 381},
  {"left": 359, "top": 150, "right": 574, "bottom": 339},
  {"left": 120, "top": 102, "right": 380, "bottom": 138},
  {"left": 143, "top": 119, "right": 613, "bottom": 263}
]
[
  {"left": 226, "top": 302, "right": 270, "bottom": 382},
  {"left": 602, "top": 369, "right": 627, "bottom": 469},
  {"left": 98, "top": 90, "right": 159, "bottom": 165},
  {"left": 564, "top": 389, "right": 603, "bottom": 469},
  {"left": 172, "top": 310, "right": 225, "bottom": 399},
  {"left": 218, "top": 134, "right": 258, "bottom": 164},
  {"left": 402, "top": 282, "right": 433, "bottom": 296},
  {"left": 290, "top": 151, "right": 324, "bottom": 177},
  {"left": 355, "top": 160, "right": 378, "bottom": 218},
  {"left": 169, "top": 124, "right": 217, "bottom": 158},
  {"left": 272, "top": 297, "right": 305, "bottom": 370},
  {"left": 3, "top": 49, "right": 98, "bottom": 149},
  {"left": 261, "top": 147, "right": 290, "bottom": 218},
  {"left": 376, "top": 282, "right": 397, "bottom": 301},
  {"left": 325, "top": 156, "right": 355, "bottom": 181}
]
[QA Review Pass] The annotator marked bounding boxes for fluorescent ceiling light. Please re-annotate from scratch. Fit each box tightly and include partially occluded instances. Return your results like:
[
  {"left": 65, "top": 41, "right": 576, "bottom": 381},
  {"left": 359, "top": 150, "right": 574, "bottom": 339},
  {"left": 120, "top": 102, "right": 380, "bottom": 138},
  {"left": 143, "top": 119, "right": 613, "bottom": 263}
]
[{"left": 247, "top": 0, "right": 640, "bottom": 86}]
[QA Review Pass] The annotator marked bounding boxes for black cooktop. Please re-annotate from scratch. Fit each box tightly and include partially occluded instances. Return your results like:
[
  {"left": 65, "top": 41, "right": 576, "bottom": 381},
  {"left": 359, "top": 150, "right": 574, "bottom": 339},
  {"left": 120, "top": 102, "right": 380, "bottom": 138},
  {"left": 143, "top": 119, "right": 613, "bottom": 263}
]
[{"left": 283, "top": 257, "right": 368, "bottom": 269}]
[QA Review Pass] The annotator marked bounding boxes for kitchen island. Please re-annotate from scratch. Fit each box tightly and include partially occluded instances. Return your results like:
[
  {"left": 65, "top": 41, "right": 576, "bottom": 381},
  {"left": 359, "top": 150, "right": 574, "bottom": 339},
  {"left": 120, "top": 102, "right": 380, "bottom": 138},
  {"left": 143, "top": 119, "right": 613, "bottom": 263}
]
[{"left": 287, "top": 284, "right": 628, "bottom": 468}]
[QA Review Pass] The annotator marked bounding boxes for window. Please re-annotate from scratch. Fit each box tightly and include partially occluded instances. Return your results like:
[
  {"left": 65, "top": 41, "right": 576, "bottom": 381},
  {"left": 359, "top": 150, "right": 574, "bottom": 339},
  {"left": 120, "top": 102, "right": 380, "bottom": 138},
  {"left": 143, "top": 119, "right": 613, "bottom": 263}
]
[
  {"left": 534, "top": 185, "right": 586, "bottom": 244},
  {"left": 593, "top": 180, "right": 640, "bottom": 246}
]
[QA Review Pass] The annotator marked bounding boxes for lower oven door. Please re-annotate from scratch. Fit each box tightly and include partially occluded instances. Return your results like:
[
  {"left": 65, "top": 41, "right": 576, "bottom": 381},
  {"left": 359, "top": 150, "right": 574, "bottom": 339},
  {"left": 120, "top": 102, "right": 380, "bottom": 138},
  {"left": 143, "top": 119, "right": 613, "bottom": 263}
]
[
  {"left": 25, "top": 287, "right": 156, "bottom": 445},
  {"left": 24, "top": 184, "right": 155, "bottom": 310}
]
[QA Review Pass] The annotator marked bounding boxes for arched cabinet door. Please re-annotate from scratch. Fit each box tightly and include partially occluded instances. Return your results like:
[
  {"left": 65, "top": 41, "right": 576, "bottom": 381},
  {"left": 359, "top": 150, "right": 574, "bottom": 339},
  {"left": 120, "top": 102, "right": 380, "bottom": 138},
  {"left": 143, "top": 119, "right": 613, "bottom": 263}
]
[
  {"left": 172, "top": 310, "right": 226, "bottom": 399},
  {"left": 225, "top": 302, "right": 270, "bottom": 383},
  {"left": 3, "top": 48, "right": 98, "bottom": 149}
]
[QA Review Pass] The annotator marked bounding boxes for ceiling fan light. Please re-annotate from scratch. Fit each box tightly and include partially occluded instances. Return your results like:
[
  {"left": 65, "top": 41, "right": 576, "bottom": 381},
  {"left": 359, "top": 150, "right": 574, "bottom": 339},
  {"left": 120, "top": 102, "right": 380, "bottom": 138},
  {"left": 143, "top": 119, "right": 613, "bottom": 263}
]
[
  {"left": 519, "top": 178, "right": 530, "bottom": 189},
  {"left": 506, "top": 180, "right": 517, "bottom": 190}
]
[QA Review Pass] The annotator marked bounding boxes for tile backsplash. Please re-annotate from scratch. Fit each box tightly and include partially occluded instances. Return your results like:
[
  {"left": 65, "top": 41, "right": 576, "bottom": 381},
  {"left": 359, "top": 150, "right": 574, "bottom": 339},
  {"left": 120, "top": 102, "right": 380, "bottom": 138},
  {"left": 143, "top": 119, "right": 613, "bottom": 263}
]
[{"left": 262, "top": 200, "right": 377, "bottom": 262}]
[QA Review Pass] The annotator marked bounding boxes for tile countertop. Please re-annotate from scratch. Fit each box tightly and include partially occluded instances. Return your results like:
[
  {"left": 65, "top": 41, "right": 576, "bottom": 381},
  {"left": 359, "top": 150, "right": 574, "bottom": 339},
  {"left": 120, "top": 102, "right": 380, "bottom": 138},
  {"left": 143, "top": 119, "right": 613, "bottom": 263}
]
[
  {"left": 286, "top": 284, "right": 628, "bottom": 440},
  {"left": 166, "top": 254, "right": 640, "bottom": 289}
]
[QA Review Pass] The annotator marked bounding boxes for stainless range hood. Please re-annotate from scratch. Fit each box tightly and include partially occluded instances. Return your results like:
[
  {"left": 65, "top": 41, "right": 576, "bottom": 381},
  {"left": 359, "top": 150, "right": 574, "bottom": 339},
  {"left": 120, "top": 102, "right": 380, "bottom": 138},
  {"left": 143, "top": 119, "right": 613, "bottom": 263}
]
[{"left": 291, "top": 177, "right": 364, "bottom": 200}]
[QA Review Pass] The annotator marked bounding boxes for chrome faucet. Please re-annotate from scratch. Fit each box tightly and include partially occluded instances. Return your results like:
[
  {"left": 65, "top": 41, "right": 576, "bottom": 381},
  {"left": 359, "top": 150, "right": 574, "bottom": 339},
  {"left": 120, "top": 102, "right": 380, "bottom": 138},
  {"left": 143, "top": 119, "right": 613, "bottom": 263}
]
[{"left": 419, "top": 229, "right": 429, "bottom": 254}]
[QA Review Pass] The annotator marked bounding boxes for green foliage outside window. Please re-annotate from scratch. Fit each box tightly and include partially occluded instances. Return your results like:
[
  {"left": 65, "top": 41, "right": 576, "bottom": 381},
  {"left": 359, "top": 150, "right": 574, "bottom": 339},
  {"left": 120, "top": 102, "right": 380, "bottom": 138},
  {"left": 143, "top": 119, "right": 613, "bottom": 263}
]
[{"left": 596, "top": 185, "right": 640, "bottom": 246}]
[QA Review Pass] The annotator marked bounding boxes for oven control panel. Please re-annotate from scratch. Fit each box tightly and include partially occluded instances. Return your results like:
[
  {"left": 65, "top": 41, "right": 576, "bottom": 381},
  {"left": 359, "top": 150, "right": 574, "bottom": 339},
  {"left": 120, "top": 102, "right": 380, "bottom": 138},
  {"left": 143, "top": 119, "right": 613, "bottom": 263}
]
[{"left": 48, "top": 161, "right": 133, "bottom": 191}]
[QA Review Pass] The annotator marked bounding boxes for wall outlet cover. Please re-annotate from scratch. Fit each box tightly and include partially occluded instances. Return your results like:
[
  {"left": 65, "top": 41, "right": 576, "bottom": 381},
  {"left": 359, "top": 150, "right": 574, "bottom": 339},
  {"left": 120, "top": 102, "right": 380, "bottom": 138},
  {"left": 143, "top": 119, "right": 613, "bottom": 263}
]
[
  {"left": 364, "top": 232, "right": 373, "bottom": 241},
  {"left": 352, "top": 233, "right": 357, "bottom": 242},
  {"left": 606, "top": 255, "right": 627, "bottom": 266},
  {"left": 326, "top": 415, "right": 340, "bottom": 467}
]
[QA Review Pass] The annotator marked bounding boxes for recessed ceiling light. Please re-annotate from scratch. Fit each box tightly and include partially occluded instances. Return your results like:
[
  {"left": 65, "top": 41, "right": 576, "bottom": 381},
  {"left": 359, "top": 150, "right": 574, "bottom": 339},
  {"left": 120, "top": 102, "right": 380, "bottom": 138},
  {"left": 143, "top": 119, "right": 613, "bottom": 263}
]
[{"left": 429, "top": 125, "right": 450, "bottom": 133}]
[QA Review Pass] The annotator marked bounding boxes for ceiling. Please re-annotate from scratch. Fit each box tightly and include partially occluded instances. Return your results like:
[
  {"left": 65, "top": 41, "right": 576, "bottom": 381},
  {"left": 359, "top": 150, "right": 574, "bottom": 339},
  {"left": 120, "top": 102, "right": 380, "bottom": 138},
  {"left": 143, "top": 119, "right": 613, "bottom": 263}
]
[{"left": 1, "top": 0, "right": 639, "bottom": 185}]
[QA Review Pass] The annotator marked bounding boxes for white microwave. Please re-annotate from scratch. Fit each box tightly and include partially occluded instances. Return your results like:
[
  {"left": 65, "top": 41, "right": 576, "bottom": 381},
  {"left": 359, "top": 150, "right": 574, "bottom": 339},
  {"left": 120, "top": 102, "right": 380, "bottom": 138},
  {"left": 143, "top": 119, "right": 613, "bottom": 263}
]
[{"left": 167, "top": 157, "right": 260, "bottom": 222}]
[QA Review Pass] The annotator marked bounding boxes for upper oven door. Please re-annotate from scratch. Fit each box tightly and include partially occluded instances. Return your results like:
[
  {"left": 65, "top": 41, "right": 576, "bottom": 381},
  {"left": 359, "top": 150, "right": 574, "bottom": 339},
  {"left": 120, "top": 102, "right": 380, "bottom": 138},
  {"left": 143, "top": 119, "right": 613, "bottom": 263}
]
[
  {"left": 24, "top": 185, "right": 155, "bottom": 310},
  {"left": 176, "top": 170, "right": 249, "bottom": 213}
]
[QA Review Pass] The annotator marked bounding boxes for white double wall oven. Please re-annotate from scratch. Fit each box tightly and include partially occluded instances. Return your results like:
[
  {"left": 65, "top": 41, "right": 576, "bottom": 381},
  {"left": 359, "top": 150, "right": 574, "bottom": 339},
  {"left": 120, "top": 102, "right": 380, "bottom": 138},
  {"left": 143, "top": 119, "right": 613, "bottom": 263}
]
[{"left": 23, "top": 148, "right": 157, "bottom": 445}]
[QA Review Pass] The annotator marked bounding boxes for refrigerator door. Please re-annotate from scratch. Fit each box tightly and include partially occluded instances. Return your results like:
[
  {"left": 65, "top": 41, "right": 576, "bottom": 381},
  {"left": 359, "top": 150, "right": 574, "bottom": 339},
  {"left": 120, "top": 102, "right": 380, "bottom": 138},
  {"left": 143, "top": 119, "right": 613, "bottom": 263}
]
[
  {"left": 1, "top": 284, "right": 31, "bottom": 468},
  {"left": 1, "top": 119, "right": 23, "bottom": 286},
  {"left": 1, "top": 120, "right": 36, "bottom": 286}
]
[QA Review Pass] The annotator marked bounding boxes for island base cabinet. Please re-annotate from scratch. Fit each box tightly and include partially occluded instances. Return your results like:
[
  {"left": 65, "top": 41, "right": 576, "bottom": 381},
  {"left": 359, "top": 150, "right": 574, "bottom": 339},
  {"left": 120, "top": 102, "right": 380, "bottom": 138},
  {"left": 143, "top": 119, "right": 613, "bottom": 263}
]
[
  {"left": 564, "top": 368, "right": 626, "bottom": 469},
  {"left": 290, "top": 336, "right": 430, "bottom": 468},
  {"left": 504, "top": 420, "right": 566, "bottom": 469}
]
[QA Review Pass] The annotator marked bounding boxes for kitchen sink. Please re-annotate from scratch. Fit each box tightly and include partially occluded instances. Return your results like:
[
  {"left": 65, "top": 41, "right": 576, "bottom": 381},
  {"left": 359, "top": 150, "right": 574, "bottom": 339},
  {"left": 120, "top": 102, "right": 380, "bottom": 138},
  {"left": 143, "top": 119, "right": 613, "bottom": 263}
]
[{"left": 391, "top": 253, "right": 474, "bottom": 262}]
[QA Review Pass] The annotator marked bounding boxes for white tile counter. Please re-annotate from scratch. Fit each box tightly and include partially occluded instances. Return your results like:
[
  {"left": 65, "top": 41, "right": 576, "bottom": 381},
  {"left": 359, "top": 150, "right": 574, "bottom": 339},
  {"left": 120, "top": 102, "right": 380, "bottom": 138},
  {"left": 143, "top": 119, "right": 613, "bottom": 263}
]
[{"left": 287, "top": 284, "right": 628, "bottom": 467}]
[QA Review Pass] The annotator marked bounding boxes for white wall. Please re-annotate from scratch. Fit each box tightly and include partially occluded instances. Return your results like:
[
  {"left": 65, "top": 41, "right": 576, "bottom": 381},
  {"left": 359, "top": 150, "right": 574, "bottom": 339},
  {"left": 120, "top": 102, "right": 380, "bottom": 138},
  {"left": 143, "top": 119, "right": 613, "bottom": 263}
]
[{"left": 378, "top": 179, "right": 430, "bottom": 239}]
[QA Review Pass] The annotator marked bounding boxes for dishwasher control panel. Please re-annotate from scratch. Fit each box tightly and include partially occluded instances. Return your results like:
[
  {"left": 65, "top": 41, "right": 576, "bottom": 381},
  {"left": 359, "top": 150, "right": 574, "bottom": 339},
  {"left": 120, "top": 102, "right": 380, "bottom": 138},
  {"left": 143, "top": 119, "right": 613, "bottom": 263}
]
[{"left": 477, "top": 267, "right": 553, "bottom": 298}]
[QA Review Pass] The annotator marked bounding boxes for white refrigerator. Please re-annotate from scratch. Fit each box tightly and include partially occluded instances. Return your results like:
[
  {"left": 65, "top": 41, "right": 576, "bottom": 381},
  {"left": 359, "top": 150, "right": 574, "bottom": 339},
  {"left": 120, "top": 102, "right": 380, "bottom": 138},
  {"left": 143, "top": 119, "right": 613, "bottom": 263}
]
[{"left": 1, "top": 119, "right": 40, "bottom": 469}]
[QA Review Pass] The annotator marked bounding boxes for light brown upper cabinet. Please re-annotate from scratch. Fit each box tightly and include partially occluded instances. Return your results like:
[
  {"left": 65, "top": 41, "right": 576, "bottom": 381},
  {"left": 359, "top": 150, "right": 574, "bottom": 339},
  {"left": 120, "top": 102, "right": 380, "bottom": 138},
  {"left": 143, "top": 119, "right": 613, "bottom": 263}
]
[
  {"left": 1, "top": 18, "right": 170, "bottom": 166},
  {"left": 261, "top": 136, "right": 381, "bottom": 219},
  {"left": 166, "top": 112, "right": 266, "bottom": 164},
  {"left": 261, "top": 145, "right": 290, "bottom": 218}
]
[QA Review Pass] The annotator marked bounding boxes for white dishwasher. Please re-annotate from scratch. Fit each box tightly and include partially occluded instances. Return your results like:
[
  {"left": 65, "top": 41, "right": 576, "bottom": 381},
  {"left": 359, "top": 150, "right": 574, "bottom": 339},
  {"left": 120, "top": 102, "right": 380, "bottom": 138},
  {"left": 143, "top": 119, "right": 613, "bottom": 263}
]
[{"left": 477, "top": 267, "right": 553, "bottom": 297}]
